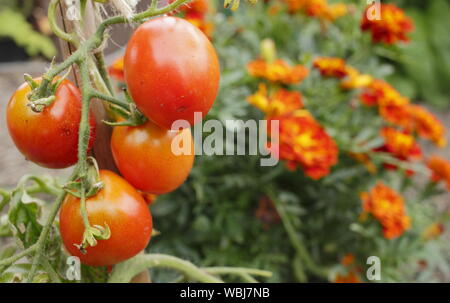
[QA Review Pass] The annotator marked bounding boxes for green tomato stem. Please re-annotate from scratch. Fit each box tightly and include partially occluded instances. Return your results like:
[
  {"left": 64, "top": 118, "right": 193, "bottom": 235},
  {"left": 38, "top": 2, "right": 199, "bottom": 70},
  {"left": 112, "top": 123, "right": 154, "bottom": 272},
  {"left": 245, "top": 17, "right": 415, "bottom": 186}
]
[
  {"left": 93, "top": 52, "right": 114, "bottom": 95},
  {"left": 25, "top": 169, "right": 79, "bottom": 282},
  {"left": 48, "top": 0, "right": 78, "bottom": 45},
  {"left": 108, "top": 254, "right": 224, "bottom": 283},
  {"left": 203, "top": 267, "right": 273, "bottom": 278},
  {"left": 0, "top": 244, "right": 37, "bottom": 274}
]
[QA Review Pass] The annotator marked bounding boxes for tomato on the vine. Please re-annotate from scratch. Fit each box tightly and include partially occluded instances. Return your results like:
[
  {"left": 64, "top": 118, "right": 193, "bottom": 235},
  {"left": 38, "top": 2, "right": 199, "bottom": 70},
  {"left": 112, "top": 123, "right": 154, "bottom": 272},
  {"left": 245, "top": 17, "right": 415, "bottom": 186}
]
[
  {"left": 59, "top": 170, "right": 152, "bottom": 267},
  {"left": 6, "top": 78, "right": 96, "bottom": 168},
  {"left": 124, "top": 16, "right": 220, "bottom": 129},
  {"left": 111, "top": 120, "right": 195, "bottom": 194}
]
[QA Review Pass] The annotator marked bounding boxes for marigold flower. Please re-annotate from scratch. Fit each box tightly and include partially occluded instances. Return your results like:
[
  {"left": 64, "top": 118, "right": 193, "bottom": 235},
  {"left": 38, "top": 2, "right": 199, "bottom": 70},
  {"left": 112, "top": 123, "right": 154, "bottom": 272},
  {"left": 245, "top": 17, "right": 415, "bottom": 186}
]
[
  {"left": 361, "top": 3, "right": 414, "bottom": 44},
  {"left": 341, "top": 253, "right": 355, "bottom": 266},
  {"left": 313, "top": 57, "right": 348, "bottom": 78},
  {"left": 340, "top": 66, "right": 373, "bottom": 90},
  {"left": 323, "top": 3, "right": 348, "bottom": 21},
  {"left": 409, "top": 105, "right": 446, "bottom": 147},
  {"left": 334, "top": 270, "right": 361, "bottom": 283},
  {"left": 170, "top": 0, "right": 214, "bottom": 37},
  {"left": 108, "top": 56, "right": 125, "bottom": 82},
  {"left": 247, "top": 84, "right": 303, "bottom": 116},
  {"left": 186, "top": 16, "right": 215, "bottom": 38},
  {"left": 285, "top": 0, "right": 347, "bottom": 21},
  {"left": 247, "top": 59, "right": 309, "bottom": 84},
  {"left": 379, "top": 104, "right": 446, "bottom": 148},
  {"left": 422, "top": 222, "right": 444, "bottom": 241},
  {"left": 360, "top": 79, "right": 408, "bottom": 107},
  {"left": 427, "top": 155, "right": 450, "bottom": 190},
  {"left": 374, "top": 127, "right": 421, "bottom": 175},
  {"left": 267, "top": 110, "right": 338, "bottom": 179},
  {"left": 177, "top": 0, "right": 209, "bottom": 15},
  {"left": 378, "top": 127, "right": 422, "bottom": 161},
  {"left": 361, "top": 182, "right": 411, "bottom": 239}
]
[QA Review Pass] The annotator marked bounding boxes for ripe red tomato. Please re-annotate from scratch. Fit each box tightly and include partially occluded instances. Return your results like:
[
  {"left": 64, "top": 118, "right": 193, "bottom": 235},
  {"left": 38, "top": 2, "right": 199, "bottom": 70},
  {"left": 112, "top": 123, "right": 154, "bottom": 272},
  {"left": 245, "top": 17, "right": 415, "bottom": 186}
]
[
  {"left": 59, "top": 170, "right": 152, "bottom": 267},
  {"left": 124, "top": 16, "right": 220, "bottom": 129},
  {"left": 111, "top": 120, "right": 194, "bottom": 194},
  {"left": 6, "top": 78, "right": 96, "bottom": 168}
]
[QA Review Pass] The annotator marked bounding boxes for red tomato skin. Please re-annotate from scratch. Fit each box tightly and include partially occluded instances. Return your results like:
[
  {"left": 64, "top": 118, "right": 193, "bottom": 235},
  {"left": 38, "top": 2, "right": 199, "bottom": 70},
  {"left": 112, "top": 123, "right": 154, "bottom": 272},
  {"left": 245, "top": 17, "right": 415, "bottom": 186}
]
[
  {"left": 6, "top": 79, "right": 96, "bottom": 168},
  {"left": 59, "top": 170, "right": 153, "bottom": 267},
  {"left": 111, "top": 120, "right": 195, "bottom": 194},
  {"left": 124, "top": 16, "right": 220, "bottom": 129}
]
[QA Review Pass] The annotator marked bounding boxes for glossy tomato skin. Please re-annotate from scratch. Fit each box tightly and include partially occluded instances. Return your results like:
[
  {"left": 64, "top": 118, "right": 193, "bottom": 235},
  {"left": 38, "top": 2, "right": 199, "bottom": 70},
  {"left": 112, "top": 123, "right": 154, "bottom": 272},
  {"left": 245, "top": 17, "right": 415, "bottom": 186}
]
[
  {"left": 124, "top": 16, "right": 220, "bottom": 129},
  {"left": 111, "top": 120, "right": 195, "bottom": 194},
  {"left": 59, "top": 170, "right": 152, "bottom": 267},
  {"left": 6, "top": 79, "right": 96, "bottom": 168}
]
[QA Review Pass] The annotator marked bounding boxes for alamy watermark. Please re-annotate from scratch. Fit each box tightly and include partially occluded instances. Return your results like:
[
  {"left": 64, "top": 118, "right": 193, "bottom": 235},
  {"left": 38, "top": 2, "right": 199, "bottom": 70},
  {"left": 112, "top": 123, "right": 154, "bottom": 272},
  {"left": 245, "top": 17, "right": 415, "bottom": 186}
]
[
  {"left": 366, "top": 256, "right": 381, "bottom": 281},
  {"left": 66, "top": 256, "right": 81, "bottom": 281},
  {"left": 366, "top": 0, "right": 381, "bottom": 21},
  {"left": 170, "top": 113, "right": 279, "bottom": 167}
]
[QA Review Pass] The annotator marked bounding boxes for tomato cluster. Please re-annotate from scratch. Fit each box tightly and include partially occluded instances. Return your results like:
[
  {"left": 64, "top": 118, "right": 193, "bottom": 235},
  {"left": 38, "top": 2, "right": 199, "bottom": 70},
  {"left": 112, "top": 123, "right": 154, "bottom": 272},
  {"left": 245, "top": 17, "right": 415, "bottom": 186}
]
[{"left": 5, "top": 16, "right": 219, "bottom": 267}]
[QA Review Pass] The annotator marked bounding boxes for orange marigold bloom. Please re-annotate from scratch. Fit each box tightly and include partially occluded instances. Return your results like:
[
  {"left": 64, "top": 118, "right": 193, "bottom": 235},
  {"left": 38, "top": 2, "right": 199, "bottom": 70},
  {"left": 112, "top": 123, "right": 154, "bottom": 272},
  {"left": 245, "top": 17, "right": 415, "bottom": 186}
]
[
  {"left": 323, "top": 3, "right": 348, "bottom": 21},
  {"left": 247, "top": 84, "right": 303, "bottom": 116},
  {"left": 422, "top": 222, "right": 444, "bottom": 241},
  {"left": 334, "top": 270, "right": 361, "bottom": 283},
  {"left": 178, "top": 0, "right": 209, "bottom": 16},
  {"left": 360, "top": 79, "right": 409, "bottom": 107},
  {"left": 247, "top": 59, "right": 309, "bottom": 84},
  {"left": 427, "top": 155, "right": 450, "bottom": 190},
  {"left": 361, "top": 3, "right": 414, "bottom": 44},
  {"left": 170, "top": 0, "right": 214, "bottom": 38},
  {"left": 378, "top": 127, "right": 422, "bottom": 161},
  {"left": 108, "top": 56, "right": 124, "bottom": 82},
  {"left": 186, "top": 16, "right": 215, "bottom": 38},
  {"left": 380, "top": 104, "right": 446, "bottom": 147},
  {"left": 268, "top": 110, "right": 338, "bottom": 179},
  {"left": 341, "top": 253, "right": 355, "bottom": 266},
  {"left": 285, "top": 0, "right": 347, "bottom": 21},
  {"left": 340, "top": 66, "right": 373, "bottom": 90},
  {"left": 313, "top": 57, "right": 348, "bottom": 78},
  {"left": 361, "top": 182, "right": 411, "bottom": 239},
  {"left": 409, "top": 105, "right": 446, "bottom": 147}
]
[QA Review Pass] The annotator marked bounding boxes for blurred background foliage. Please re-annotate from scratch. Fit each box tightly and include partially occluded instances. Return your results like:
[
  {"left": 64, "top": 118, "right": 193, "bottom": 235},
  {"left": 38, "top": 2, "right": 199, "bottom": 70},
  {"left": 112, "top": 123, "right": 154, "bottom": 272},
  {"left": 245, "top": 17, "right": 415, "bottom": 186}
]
[
  {"left": 0, "top": 0, "right": 56, "bottom": 61},
  {"left": 390, "top": 0, "right": 450, "bottom": 108}
]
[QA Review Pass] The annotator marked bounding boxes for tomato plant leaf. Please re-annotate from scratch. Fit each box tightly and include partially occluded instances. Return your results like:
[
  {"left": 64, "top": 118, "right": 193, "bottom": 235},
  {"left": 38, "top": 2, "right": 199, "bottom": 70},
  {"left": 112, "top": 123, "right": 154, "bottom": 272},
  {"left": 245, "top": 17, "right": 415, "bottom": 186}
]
[{"left": 7, "top": 188, "right": 44, "bottom": 248}]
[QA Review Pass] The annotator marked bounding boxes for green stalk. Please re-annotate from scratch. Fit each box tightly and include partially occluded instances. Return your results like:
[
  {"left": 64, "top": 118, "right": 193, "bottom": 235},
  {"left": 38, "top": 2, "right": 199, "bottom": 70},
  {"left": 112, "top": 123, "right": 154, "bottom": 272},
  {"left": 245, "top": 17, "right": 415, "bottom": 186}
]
[
  {"left": 108, "top": 254, "right": 223, "bottom": 283},
  {"left": 267, "top": 190, "right": 329, "bottom": 280},
  {"left": 0, "top": 244, "right": 37, "bottom": 275}
]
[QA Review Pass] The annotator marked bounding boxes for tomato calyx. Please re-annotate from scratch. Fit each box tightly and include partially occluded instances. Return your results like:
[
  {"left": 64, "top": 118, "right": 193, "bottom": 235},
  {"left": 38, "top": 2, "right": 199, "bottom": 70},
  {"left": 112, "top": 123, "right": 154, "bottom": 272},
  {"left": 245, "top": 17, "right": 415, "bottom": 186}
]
[
  {"left": 24, "top": 66, "right": 72, "bottom": 113},
  {"left": 64, "top": 158, "right": 113, "bottom": 253},
  {"left": 74, "top": 223, "right": 111, "bottom": 254},
  {"left": 102, "top": 89, "right": 147, "bottom": 127},
  {"left": 64, "top": 157, "right": 104, "bottom": 198}
]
